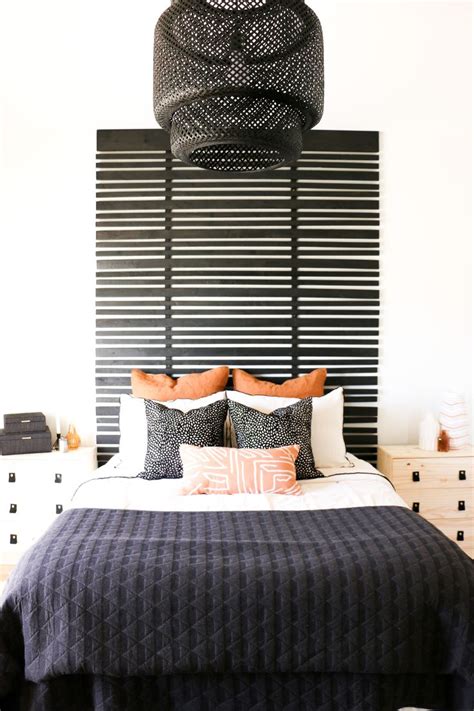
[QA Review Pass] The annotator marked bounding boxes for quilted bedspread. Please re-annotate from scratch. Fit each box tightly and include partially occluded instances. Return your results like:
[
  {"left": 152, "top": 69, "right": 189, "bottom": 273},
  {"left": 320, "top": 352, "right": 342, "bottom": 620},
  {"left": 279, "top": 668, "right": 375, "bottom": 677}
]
[{"left": 0, "top": 506, "right": 473, "bottom": 708}]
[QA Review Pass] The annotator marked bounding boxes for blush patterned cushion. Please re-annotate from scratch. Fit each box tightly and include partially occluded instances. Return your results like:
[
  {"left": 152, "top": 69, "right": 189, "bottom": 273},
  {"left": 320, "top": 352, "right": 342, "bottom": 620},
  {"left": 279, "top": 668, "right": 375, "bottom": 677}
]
[
  {"left": 179, "top": 444, "right": 302, "bottom": 496},
  {"left": 139, "top": 398, "right": 228, "bottom": 479},
  {"left": 228, "top": 398, "right": 322, "bottom": 480}
]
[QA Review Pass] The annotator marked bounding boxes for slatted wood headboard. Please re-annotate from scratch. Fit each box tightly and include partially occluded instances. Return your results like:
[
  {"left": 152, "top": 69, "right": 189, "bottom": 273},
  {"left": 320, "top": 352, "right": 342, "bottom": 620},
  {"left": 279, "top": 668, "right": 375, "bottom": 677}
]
[{"left": 96, "top": 129, "right": 380, "bottom": 466}]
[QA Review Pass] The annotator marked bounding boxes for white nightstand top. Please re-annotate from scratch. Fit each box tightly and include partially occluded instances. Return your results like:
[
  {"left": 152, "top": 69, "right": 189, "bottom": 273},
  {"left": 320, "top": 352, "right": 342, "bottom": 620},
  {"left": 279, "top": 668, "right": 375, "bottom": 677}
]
[{"left": 378, "top": 444, "right": 474, "bottom": 460}]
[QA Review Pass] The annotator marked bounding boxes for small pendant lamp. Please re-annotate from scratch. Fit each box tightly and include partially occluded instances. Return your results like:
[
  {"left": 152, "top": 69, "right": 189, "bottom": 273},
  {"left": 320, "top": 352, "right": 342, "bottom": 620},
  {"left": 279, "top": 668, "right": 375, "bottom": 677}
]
[{"left": 153, "top": 0, "right": 324, "bottom": 173}]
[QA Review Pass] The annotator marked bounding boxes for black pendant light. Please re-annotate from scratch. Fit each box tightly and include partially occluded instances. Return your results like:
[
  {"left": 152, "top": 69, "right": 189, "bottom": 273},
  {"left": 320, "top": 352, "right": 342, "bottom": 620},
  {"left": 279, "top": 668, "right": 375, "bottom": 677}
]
[{"left": 153, "top": 0, "right": 324, "bottom": 173}]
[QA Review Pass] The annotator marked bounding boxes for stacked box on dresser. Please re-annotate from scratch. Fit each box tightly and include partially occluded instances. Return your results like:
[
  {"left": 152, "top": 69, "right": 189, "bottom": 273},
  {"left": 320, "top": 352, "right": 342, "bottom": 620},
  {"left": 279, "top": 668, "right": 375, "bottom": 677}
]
[{"left": 0, "top": 412, "right": 52, "bottom": 455}]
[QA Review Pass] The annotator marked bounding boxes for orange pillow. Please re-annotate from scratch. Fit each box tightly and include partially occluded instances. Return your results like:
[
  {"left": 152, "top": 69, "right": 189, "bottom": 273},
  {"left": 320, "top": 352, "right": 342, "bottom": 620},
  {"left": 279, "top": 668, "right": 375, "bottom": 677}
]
[
  {"left": 179, "top": 444, "right": 302, "bottom": 496},
  {"left": 131, "top": 366, "right": 229, "bottom": 401},
  {"left": 232, "top": 368, "right": 326, "bottom": 398}
]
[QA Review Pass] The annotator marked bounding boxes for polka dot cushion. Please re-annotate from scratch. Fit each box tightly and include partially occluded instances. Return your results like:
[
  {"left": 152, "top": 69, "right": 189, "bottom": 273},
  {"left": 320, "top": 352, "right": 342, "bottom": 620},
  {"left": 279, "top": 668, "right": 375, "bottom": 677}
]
[
  {"left": 228, "top": 398, "right": 322, "bottom": 480},
  {"left": 139, "top": 398, "right": 228, "bottom": 479}
]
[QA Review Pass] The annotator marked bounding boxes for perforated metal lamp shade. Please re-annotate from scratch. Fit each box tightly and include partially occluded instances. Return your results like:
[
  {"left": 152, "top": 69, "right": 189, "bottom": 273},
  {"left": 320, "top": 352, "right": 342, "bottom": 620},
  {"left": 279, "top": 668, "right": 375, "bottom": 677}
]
[{"left": 153, "top": 0, "right": 324, "bottom": 172}]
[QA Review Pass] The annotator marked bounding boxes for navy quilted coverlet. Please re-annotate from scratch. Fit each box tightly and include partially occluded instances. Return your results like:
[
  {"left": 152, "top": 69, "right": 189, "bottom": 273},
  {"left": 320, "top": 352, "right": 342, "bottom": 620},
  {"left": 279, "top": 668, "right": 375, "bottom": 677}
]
[{"left": 0, "top": 506, "right": 473, "bottom": 709}]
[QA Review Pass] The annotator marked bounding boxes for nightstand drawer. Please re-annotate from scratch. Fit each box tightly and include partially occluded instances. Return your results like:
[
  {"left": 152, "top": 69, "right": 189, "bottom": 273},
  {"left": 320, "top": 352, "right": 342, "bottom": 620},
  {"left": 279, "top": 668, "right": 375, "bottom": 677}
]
[
  {"left": 396, "top": 486, "right": 473, "bottom": 519},
  {"left": 0, "top": 514, "right": 67, "bottom": 564},
  {"left": 0, "top": 497, "right": 67, "bottom": 519},
  {"left": 0, "top": 520, "right": 39, "bottom": 561},
  {"left": 430, "top": 518, "right": 474, "bottom": 558},
  {"left": 391, "top": 458, "right": 472, "bottom": 488},
  {"left": 0, "top": 465, "right": 87, "bottom": 496}
]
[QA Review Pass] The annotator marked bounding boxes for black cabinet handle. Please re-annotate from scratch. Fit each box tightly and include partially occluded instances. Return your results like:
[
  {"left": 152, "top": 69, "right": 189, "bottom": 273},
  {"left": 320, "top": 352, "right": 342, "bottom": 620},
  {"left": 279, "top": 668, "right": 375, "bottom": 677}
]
[
  {"left": 56, "top": 504, "right": 63, "bottom": 514},
  {"left": 54, "top": 473, "right": 62, "bottom": 483},
  {"left": 412, "top": 471, "right": 420, "bottom": 482},
  {"left": 9, "top": 504, "right": 17, "bottom": 514},
  {"left": 412, "top": 502, "right": 420, "bottom": 513},
  {"left": 10, "top": 534, "right": 17, "bottom": 545},
  {"left": 458, "top": 500, "right": 465, "bottom": 511},
  {"left": 459, "top": 470, "right": 466, "bottom": 481},
  {"left": 457, "top": 531, "right": 464, "bottom": 541},
  {"left": 8, "top": 472, "right": 16, "bottom": 483}
]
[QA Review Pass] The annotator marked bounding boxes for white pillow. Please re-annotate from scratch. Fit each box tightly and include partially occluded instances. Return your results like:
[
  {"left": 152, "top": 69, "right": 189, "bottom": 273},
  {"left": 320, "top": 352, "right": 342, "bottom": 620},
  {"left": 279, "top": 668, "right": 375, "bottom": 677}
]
[
  {"left": 226, "top": 387, "right": 349, "bottom": 468},
  {"left": 119, "top": 392, "right": 227, "bottom": 472}
]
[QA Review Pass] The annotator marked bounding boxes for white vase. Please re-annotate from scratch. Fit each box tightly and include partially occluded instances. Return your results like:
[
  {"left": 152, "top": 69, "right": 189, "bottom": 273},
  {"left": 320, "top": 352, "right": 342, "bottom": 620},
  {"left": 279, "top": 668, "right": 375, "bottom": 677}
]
[
  {"left": 418, "top": 412, "right": 440, "bottom": 451},
  {"left": 439, "top": 392, "right": 470, "bottom": 450}
]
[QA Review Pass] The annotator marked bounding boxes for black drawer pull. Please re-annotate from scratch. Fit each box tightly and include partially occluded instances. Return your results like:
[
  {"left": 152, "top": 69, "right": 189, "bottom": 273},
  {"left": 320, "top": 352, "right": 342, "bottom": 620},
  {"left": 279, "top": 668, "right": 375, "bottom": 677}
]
[
  {"left": 9, "top": 504, "right": 17, "bottom": 514},
  {"left": 459, "top": 470, "right": 466, "bottom": 481},
  {"left": 458, "top": 500, "right": 465, "bottom": 511},
  {"left": 412, "top": 471, "right": 420, "bottom": 482},
  {"left": 10, "top": 534, "right": 17, "bottom": 545},
  {"left": 56, "top": 504, "right": 63, "bottom": 514},
  {"left": 457, "top": 531, "right": 464, "bottom": 541},
  {"left": 8, "top": 472, "right": 16, "bottom": 483},
  {"left": 54, "top": 473, "right": 62, "bottom": 483},
  {"left": 412, "top": 502, "right": 420, "bottom": 513}
]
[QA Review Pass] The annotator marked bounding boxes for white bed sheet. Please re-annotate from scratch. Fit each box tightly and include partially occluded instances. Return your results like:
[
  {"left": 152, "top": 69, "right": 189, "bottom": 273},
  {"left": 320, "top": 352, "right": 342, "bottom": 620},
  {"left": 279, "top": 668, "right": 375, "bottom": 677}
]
[{"left": 69, "top": 452, "right": 408, "bottom": 512}]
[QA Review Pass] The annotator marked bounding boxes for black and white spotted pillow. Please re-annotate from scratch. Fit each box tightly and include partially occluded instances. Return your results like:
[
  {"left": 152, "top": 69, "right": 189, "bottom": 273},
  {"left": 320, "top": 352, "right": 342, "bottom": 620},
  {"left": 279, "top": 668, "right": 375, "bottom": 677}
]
[
  {"left": 139, "top": 399, "right": 228, "bottom": 480},
  {"left": 228, "top": 398, "right": 322, "bottom": 480}
]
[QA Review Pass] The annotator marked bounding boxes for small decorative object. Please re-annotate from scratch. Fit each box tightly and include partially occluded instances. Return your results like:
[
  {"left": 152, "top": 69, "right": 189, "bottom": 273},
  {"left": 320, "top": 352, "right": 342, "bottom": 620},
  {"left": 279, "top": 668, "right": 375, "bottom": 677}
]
[
  {"left": 59, "top": 436, "right": 68, "bottom": 453},
  {"left": 439, "top": 391, "right": 470, "bottom": 450},
  {"left": 153, "top": 0, "right": 324, "bottom": 172},
  {"left": 418, "top": 412, "right": 440, "bottom": 451},
  {"left": 53, "top": 413, "right": 61, "bottom": 450},
  {"left": 66, "top": 425, "right": 81, "bottom": 450},
  {"left": 437, "top": 429, "right": 450, "bottom": 453}
]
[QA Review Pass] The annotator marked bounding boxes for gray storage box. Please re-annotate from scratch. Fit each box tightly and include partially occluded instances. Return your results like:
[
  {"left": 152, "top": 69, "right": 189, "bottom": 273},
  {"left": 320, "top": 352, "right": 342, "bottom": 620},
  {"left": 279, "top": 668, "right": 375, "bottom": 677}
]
[
  {"left": 4, "top": 412, "right": 47, "bottom": 434},
  {"left": 0, "top": 427, "right": 52, "bottom": 455}
]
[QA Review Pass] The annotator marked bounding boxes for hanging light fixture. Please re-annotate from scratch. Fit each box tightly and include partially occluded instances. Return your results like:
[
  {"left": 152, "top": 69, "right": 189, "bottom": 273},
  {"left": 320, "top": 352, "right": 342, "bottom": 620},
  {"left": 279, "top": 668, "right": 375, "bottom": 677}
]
[{"left": 153, "top": 0, "right": 324, "bottom": 173}]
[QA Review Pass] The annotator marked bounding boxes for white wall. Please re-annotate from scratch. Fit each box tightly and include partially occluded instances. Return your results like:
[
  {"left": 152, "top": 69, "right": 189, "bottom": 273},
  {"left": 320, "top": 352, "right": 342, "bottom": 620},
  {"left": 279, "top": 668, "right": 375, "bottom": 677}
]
[{"left": 0, "top": 0, "right": 472, "bottom": 446}]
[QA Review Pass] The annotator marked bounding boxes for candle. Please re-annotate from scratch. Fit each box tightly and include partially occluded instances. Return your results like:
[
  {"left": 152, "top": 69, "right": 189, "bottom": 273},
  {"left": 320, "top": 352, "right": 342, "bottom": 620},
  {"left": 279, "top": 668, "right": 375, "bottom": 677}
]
[{"left": 55, "top": 414, "right": 61, "bottom": 435}]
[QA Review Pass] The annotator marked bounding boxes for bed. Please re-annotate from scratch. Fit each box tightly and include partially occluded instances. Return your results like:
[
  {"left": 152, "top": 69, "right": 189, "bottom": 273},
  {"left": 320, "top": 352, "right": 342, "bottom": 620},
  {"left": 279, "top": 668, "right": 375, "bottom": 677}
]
[{"left": 1, "top": 454, "right": 473, "bottom": 711}]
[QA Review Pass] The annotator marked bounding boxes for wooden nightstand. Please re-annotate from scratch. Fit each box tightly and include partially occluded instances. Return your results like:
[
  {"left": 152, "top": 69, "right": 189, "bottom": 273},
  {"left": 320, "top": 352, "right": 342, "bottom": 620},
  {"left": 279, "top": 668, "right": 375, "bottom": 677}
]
[
  {"left": 377, "top": 445, "right": 473, "bottom": 558},
  {"left": 0, "top": 446, "right": 97, "bottom": 565}
]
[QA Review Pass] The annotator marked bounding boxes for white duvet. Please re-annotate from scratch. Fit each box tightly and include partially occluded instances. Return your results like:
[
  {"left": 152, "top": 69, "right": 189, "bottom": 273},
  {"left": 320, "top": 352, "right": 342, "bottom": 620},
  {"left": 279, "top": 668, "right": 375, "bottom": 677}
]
[{"left": 70, "top": 453, "right": 408, "bottom": 513}]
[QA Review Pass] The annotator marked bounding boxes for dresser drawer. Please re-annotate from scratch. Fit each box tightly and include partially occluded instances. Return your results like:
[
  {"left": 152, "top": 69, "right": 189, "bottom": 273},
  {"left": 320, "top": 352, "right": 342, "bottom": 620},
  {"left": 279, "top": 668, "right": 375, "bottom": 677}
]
[
  {"left": 0, "top": 464, "right": 88, "bottom": 498},
  {"left": 0, "top": 448, "right": 97, "bottom": 566},
  {"left": 0, "top": 464, "right": 60, "bottom": 490},
  {"left": 0, "top": 520, "right": 37, "bottom": 563},
  {"left": 396, "top": 485, "right": 473, "bottom": 519},
  {"left": 0, "top": 514, "right": 60, "bottom": 561},
  {"left": 0, "top": 496, "right": 67, "bottom": 520},
  {"left": 391, "top": 458, "right": 472, "bottom": 488},
  {"left": 430, "top": 518, "right": 474, "bottom": 558}
]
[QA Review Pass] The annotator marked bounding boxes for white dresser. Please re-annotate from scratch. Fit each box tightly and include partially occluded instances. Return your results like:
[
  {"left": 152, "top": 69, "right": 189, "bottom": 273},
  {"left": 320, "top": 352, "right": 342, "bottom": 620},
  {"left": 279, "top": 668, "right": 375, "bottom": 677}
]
[
  {"left": 0, "top": 446, "right": 97, "bottom": 564},
  {"left": 378, "top": 445, "right": 473, "bottom": 558}
]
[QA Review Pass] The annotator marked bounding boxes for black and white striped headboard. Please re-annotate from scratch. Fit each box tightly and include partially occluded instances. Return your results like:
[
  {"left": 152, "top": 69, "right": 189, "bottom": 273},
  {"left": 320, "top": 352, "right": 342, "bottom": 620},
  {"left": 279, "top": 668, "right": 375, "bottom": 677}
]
[{"left": 96, "top": 129, "right": 380, "bottom": 466}]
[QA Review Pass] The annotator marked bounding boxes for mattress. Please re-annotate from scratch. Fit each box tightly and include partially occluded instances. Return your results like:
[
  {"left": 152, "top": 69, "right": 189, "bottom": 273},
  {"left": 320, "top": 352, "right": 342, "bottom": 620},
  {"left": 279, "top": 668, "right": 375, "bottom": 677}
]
[{"left": 69, "top": 452, "right": 408, "bottom": 512}]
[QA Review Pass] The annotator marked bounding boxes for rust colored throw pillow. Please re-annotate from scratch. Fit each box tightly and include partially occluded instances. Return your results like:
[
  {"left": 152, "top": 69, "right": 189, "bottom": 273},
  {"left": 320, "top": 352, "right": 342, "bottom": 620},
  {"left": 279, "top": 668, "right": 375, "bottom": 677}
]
[
  {"left": 131, "top": 366, "right": 229, "bottom": 401},
  {"left": 179, "top": 444, "right": 302, "bottom": 496},
  {"left": 232, "top": 368, "right": 327, "bottom": 398}
]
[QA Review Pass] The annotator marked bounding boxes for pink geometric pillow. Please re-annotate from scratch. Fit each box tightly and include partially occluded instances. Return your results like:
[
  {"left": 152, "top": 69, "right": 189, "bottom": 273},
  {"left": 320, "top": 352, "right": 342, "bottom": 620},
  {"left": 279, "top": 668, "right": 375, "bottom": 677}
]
[{"left": 179, "top": 444, "right": 302, "bottom": 496}]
